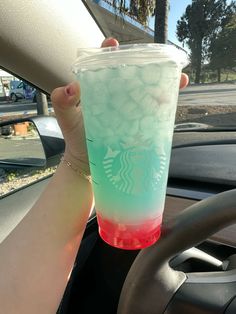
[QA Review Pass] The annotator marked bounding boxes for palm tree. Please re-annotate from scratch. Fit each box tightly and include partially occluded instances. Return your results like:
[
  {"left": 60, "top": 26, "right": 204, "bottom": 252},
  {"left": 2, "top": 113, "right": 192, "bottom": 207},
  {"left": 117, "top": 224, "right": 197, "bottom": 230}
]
[
  {"left": 154, "top": 0, "right": 169, "bottom": 43},
  {"left": 112, "top": 1, "right": 155, "bottom": 25},
  {"left": 113, "top": 0, "right": 169, "bottom": 43}
]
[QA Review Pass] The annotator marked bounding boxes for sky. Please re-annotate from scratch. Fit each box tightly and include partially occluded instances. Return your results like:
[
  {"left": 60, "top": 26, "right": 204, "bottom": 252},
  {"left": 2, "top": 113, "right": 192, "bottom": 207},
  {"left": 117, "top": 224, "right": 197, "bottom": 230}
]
[
  {"left": 167, "top": 0, "right": 192, "bottom": 45},
  {"left": 150, "top": 0, "right": 192, "bottom": 47}
]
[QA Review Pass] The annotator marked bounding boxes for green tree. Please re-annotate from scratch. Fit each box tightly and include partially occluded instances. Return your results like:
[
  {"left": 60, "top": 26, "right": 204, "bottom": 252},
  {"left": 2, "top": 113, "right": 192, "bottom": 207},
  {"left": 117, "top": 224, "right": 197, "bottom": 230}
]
[
  {"left": 209, "top": 13, "right": 236, "bottom": 82},
  {"left": 112, "top": 0, "right": 169, "bottom": 43},
  {"left": 176, "top": 0, "right": 232, "bottom": 84}
]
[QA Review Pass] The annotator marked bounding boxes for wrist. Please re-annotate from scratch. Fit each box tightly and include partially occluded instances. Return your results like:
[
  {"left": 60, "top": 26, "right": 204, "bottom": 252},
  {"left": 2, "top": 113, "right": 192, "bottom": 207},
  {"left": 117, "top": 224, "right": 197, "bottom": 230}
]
[
  {"left": 63, "top": 150, "right": 90, "bottom": 175},
  {"left": 61, "top": 156, "right": 92, "bottom": 183}
]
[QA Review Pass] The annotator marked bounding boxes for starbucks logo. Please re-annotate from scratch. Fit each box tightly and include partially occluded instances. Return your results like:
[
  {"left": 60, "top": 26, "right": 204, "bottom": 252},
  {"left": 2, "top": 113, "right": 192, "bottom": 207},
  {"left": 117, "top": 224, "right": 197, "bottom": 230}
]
[{"left": 103, "top": 147, "right": 167, "bottom": 195}]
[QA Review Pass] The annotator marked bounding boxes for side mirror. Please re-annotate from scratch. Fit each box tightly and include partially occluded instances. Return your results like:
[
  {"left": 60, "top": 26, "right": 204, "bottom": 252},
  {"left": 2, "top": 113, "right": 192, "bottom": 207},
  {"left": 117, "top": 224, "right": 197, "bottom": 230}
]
[{"left": 0, "top": 116, "right": 65, "bottom": 169}]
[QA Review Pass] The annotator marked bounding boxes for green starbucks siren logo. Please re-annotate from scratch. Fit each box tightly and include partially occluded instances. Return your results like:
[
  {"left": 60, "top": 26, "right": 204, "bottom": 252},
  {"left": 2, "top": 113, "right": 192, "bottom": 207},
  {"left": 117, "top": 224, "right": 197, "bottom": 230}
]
[{"left": 103, "top": 147, "right": 167, "bottom": 195}]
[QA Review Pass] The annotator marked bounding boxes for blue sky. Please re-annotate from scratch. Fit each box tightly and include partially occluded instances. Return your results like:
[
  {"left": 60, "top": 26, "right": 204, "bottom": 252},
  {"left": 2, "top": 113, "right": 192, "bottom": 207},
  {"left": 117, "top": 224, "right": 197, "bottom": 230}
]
[
  {"left": 150, "top": 0, "right": 191, "bottom": 47},
  {"left": 167, "top": 0, "right": 192, "bottom": 45}
]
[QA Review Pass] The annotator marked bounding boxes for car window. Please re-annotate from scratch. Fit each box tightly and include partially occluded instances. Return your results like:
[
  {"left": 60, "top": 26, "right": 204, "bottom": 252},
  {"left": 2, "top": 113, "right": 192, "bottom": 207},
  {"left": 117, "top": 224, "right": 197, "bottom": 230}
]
[{"left": 0, "top": 69, "right": 57, "bottom": 197}]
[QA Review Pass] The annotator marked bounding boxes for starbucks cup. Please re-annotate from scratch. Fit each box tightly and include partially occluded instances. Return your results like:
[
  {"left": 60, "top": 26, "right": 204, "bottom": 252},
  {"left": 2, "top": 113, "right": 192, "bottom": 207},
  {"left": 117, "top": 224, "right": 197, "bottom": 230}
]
[{"left": 73, "top": 44, "right": 188, "bottom": 250}]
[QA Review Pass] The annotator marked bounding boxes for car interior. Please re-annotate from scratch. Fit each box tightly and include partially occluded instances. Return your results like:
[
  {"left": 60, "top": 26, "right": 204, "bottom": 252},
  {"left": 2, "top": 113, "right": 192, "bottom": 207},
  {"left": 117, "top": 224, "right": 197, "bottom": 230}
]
[{"left": 0, "top": 1, "right": 236, "bottom": 313}]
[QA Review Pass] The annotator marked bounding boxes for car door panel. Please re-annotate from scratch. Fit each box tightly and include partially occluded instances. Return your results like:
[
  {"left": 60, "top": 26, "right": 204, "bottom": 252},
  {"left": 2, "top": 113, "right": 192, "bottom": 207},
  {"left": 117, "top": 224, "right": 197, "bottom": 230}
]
[{"left": 0, "top": 177, "right": 50, "bottom": 243}]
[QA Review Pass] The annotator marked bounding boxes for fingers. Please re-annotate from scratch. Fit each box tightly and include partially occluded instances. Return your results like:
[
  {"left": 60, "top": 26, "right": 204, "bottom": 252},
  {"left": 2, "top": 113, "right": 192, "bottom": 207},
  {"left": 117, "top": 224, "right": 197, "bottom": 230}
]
[
  {"left": 101, "top": 37, "right": 119, "bottom": 48},
  {"left": 180, "top": 73, "right": 189, "bottom": 89},
  {"left": 51, "top": 82, "right": 82, "bottom": 134},
  {"left": 51, "top": 82, "right": 80, "bottom": 110}
]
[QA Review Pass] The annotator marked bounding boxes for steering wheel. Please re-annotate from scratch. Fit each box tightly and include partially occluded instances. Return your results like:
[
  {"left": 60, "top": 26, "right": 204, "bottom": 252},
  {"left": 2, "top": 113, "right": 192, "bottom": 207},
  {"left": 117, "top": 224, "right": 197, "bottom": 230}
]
[{"left": 117, "top": 189, "right": 236, "bottom": 314}]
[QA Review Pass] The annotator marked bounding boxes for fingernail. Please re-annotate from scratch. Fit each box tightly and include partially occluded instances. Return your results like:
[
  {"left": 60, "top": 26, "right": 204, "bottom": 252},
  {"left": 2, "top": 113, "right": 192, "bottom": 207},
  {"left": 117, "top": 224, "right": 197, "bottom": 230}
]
[
  {"left": 75, "top": 100, "right": 81, "bottom": 107},
  {"left": 65, "top": 83, "right": 75, "bottom": 97}
]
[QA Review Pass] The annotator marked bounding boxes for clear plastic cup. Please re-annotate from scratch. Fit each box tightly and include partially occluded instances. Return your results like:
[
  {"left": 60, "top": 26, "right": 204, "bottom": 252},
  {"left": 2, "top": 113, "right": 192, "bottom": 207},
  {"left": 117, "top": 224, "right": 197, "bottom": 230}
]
[{"left": 73, "top": 44, "right": 188, "bottom": 250}]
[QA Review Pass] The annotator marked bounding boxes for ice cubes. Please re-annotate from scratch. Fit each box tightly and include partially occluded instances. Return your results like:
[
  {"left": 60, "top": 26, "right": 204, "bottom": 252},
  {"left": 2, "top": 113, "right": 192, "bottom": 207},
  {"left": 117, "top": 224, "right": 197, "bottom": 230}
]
[
  {"left": 82, "top": 71, "right": 97, "bottom": 85},
  {"left": 96, "top": 68, "right": 111, "bottom": 81},
  {"left": 108, "top": 112, "right": 123, "bottom": 128},
  {"left": 82, "top": 62, "right": 179, "bottom": 152},
  {"left": 144, "top": 86, "right": 162, "bottom": 100},
  {"left": 108, "top": 77, "right": 125, "bottom": 94},
  {"left": 120, "top": 99, "right": 137, "bottom": 115},
  {"left": 92, "top": 82, "right": 109, "bottom": 104},
  {"left": 140, "top": 116, "right": 155, "bottom": 131},
  {"left": 140, "top": 64, "right": 161, "bottom": 85},
  {"left": 125, "top": 78, "right": 143, "bottom": 92},
  {"left": 98, "top": 110, "right": 114, "bottom": 128},
  {"left": 129, "top": 88, "right": 145, "bottom": 104},
  {"left": 141, "top": 94, "right": 158, "bottom": 115},
  {"left": 86, "top": 116, "right": 103, "bottom": 139},
  {"left": 90, "top": 101, "right": 107, "bottom": 116},
  {"left": 111, "top": 93, "right": 130, "bottom": 111},
  {"left": 118, "top": 65, "right": 137, "bottom": 79},
  {"left": 128, "top": 120, "right": 139, "bottom": 136},
  {"left": 126, "top": 109, "right": 143, "bottom": 120}
]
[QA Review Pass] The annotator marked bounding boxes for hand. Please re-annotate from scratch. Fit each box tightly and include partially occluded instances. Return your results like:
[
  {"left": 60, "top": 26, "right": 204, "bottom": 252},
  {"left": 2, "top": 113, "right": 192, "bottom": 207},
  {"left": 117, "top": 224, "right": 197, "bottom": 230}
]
[
  {"left": 51, "top": 38, "right": 188, "bottom": 171},
  {"left": 51, "top": 38, "right": 119, "bottom": 172},
  {"left": 180, "top": 73, "right": 189, "bottom": 89}
]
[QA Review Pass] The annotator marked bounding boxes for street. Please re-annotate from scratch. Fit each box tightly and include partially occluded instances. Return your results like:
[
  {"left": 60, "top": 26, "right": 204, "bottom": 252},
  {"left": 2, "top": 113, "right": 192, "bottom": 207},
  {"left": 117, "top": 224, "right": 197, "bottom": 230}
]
[
  {"left": 178, "top": 83, "right": 236, "bottom": 106},
  {"left": 0, "top": 99, "right": 53, "bottom": 116},
  {"left": 0, "top": 83, "right": 235, "bottom": 117},
  {"left": 0, "top": 136, "right": 46, "bottom": 167}
]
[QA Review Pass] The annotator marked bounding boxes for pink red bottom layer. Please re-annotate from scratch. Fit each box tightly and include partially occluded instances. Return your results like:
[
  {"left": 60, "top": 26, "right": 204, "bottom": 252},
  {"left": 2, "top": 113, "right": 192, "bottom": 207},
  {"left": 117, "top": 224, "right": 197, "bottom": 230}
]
[{"left": 97, "top": 213, "right": 162, "bottom": 250}]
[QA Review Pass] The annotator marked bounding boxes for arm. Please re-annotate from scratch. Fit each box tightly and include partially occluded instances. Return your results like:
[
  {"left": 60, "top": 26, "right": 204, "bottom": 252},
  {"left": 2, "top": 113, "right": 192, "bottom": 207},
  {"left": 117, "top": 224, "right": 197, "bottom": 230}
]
[
  {"left": 0, "top": 80, "right": 94, "bottom": 313},
  {"left": 0, "top": 160, "right": 93, "bottom": 314}
]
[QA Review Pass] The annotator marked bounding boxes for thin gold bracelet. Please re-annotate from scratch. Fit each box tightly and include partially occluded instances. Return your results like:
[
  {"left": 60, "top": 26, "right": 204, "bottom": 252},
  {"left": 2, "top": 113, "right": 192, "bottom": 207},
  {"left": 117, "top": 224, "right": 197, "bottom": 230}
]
[{"left": 61, "top": 156, "right": 92, "bottom": 183}]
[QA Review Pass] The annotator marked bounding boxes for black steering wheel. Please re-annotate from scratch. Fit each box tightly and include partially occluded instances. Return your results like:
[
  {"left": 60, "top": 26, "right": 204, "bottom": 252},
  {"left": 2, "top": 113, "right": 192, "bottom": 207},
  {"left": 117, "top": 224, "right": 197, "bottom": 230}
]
[{"left": 117, "top": 189, "right": 236, "bottom": 314}]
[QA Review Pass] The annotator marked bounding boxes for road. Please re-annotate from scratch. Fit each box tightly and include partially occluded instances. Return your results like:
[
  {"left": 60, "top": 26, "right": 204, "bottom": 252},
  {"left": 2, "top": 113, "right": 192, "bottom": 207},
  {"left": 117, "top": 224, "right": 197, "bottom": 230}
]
[
  {"left": 0, "top": 83, "right": 235, "bottom": 116},
  {"left": 0, "top": 136, "right": 46, "bottom": 167},
  {"left": 178, "top": 83, "right": 236, "bottom": 106},
  {"left": 0, "top": 99, "right": 53, "bottom": 116}
]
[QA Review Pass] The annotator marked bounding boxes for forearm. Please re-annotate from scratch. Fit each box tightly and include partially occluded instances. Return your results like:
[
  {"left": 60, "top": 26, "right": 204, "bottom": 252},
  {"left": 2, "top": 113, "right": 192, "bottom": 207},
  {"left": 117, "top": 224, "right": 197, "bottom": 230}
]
[{"left": 0, "top": 161, "right": 93, "bottom": 314}]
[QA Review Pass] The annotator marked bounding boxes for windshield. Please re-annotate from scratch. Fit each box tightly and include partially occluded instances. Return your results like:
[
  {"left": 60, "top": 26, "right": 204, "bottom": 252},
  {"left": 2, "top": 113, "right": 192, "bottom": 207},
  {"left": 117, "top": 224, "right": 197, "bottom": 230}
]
[{"left": 85, "top": 0, "right": 236, "bottom": 130}]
